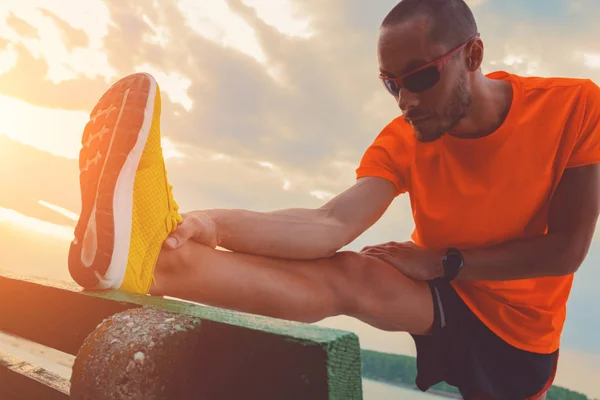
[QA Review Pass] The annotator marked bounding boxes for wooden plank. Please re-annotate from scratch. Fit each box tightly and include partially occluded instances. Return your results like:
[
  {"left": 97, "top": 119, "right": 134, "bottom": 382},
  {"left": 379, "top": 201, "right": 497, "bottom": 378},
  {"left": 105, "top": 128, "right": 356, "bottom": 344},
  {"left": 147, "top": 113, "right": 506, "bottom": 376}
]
[
  {"left": 0, "top": 271, "right": 132, "bottom": 356},
  {"left": 0, "top": 348, "right": 69, "bottom": 400},
  {"left": 0, "top": 270, "right": 363, "bottom": 399}
]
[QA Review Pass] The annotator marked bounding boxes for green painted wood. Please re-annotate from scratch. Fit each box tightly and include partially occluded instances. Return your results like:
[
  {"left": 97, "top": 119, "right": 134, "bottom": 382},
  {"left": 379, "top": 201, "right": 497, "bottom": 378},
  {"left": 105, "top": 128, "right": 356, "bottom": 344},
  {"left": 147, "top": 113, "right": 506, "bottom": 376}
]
[
  {"left": 0, "top": 270, "right": 363, "bottom": 399},
  {"left": 0, "top": 348, "right": 69, "bottom": 400}
]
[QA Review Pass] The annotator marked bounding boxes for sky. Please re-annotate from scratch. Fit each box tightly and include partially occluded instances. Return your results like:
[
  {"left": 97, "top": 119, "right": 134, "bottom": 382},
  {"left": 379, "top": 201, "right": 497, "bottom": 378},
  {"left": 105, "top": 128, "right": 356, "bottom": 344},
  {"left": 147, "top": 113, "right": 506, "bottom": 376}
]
[{"left": 0, "top": 0, "right": 599, "bottom": 397}]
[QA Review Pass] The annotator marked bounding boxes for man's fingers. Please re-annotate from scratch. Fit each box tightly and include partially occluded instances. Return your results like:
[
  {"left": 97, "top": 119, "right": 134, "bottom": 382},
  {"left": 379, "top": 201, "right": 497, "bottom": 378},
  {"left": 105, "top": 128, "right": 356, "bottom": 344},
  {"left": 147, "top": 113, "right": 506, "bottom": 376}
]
[
  {"left": 361, "top": 249, "right": 389, "bottom": 259},
  {"left": 361, "top": 245, "right": 384, "bottom": 253},
  {"left": 361, "top": 249, "right": 400, "bottom": 268},
  {"left": 164, "top": 217, "right": 195, "bottom": 248},
  {"left": 164, "top": 213, "right": 219, "bottom": 249},
  {"left": 361, "top": 242, "right": 400, "bottom": 253}
]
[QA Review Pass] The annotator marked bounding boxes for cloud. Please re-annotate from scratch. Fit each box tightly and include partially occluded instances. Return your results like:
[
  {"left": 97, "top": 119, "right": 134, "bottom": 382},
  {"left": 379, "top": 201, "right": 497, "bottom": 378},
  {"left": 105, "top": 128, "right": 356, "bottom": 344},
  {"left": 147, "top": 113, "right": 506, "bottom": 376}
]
[
  {"left": 58, "top": 0, "right": 400, "bottom": 184},
  {"left": 38, "top": 9, "right": 89, "bottom": 51},
  {"left": 469, "top": 0, "right": 600, "bottom": 82},
  {"left": 240, "top": 0, "right": 315, "bottom": 38},
  {"left": 0, "top": 43, "right": 110, "bottom": 110},
  {"left": 5, "top": 11, "right": 39, "bottom": 39},
  {"left": 0, "top": 1, "right": 115, "bottom": 86}
]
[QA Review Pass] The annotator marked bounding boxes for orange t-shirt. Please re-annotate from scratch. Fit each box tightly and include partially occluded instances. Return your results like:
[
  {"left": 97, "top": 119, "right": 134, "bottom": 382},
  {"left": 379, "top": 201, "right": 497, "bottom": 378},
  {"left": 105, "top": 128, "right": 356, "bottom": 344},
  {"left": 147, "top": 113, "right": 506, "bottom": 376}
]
[{"left": 356, "top": 70, "right": 600, "bottom": 354}]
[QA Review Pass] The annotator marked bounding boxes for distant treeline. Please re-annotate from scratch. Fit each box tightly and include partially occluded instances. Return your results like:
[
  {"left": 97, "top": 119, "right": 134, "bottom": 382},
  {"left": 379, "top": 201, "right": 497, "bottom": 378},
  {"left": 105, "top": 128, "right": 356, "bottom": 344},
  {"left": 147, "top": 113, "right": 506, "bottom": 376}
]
[{"left": 361, "top": 349, "right": 589, "bottom": 400}]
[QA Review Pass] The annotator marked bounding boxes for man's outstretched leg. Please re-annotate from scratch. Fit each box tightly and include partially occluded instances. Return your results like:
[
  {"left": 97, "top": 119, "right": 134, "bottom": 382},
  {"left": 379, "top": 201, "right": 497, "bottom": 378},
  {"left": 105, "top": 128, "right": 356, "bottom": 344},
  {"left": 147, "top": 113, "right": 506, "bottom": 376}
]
[
  {"left": 66, "top": 71, "right": 435, "bottom": 334},
  {"left": 151, "top": 242, "right": 435, "bottom": 334}
]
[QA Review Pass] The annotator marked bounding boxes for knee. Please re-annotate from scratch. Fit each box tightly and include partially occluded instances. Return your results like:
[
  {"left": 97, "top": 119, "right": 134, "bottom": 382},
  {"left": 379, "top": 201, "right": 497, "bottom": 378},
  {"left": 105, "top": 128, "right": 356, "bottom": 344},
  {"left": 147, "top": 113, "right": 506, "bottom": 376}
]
[
  {"left": 330, "top": 250, "right": 379, "bottom": 281},
  {"left": 327, "top": 250, "right": 417, "bottom": 315},
  {"left": 329, "top": 251, "right": 367, "bottom": 278},
  {"left": 325, "top": 251, "right": 372, "bottom": 313}
]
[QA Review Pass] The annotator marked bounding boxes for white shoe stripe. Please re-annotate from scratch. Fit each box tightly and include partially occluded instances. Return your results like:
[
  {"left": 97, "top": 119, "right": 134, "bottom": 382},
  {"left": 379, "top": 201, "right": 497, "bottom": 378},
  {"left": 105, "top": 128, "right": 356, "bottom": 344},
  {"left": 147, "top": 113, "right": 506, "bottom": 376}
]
[{"left": 81, "top": 89, "right": 131, "bottom": 268}]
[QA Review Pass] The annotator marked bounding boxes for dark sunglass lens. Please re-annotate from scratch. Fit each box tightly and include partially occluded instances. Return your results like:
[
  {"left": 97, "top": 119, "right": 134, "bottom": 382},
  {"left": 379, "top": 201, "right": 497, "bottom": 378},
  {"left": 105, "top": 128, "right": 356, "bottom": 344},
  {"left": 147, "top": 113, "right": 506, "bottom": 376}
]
[
  {"left": 404, "top": 66, "right": 440, "bottom": 93},
  {"left": 384, "top": 79, "right": 400, "bottom": 96}
]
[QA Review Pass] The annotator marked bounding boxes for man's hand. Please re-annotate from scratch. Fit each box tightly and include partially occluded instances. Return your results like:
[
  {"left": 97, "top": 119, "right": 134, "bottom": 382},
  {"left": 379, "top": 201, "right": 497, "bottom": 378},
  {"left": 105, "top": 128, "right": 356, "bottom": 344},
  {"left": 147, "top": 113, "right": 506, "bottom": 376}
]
[
  {"left": 360, "top": 241, "right": 444, "bottom": 281},
  {"left": 163, "top": 212, "right": 219, "bottom": 249}
]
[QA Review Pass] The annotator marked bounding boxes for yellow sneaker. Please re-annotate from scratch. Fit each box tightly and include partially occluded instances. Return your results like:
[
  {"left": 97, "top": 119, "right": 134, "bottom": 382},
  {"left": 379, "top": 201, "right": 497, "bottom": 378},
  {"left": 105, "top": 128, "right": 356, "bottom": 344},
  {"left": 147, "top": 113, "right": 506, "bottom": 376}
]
[{"left": 68, "top": 73, "right": 182, "bottom": 294}]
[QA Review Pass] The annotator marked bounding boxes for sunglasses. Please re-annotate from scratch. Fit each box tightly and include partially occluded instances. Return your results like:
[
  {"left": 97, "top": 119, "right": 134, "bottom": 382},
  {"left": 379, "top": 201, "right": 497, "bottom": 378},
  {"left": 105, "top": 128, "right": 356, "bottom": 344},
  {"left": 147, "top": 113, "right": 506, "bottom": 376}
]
[{"left": 379, "top": 33, "right": 480, "bottom": 96}]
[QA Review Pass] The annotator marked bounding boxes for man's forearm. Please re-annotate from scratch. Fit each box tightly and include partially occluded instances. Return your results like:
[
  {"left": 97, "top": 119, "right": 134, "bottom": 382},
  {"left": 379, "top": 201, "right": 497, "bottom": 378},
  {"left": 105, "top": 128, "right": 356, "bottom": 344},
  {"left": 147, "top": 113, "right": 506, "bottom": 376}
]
[
  {"left": 204, "top": 208, "right": 347, "bottom": 260},
  {"left": 456, "top": 233, "right": 587, "bottom": 281}
]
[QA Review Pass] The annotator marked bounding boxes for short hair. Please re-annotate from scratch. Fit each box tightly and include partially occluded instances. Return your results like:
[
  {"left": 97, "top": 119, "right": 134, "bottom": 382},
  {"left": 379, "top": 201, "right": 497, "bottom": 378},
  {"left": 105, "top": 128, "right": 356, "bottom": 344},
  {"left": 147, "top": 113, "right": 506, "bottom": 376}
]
[{"left": 381, "top": 0, "right": 478, "bottom": 50}]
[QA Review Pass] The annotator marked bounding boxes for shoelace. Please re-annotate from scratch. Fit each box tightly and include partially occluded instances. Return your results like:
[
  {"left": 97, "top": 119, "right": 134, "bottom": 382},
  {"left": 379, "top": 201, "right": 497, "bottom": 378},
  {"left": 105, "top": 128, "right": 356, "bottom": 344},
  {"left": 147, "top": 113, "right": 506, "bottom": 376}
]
[
  {"left": 147, "top": 148, "right": 182, "bottom": 233},
  {"left": 165, "top": 183, "right": 182, "bottom": 232},
  {"left": 149, "top": 157, "right": 182, "bottom": 292},
  {"left": 151, "top": 183, "right": 181, "bottom": 292}
]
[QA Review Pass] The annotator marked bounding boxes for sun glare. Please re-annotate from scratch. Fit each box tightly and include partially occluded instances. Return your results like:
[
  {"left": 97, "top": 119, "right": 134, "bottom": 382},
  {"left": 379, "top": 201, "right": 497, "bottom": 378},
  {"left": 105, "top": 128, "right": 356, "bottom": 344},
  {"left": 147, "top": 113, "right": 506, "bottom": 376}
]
[
  {"left": 38, "top": 200, "right": 79, "bottom": 221},
  {"left": 0, "top": 206, "right": 73, "bottom": 241},
  {"left": 0, "top": 95, "right": 87, "bottom": 159}
]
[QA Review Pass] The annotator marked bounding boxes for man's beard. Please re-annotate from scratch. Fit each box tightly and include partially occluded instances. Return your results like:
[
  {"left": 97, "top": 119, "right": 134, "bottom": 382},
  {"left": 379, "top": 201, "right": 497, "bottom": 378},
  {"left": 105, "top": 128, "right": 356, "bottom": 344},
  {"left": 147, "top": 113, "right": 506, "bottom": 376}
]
[{"left": 414, "top": 73, "right": 471, "bottom": 143}]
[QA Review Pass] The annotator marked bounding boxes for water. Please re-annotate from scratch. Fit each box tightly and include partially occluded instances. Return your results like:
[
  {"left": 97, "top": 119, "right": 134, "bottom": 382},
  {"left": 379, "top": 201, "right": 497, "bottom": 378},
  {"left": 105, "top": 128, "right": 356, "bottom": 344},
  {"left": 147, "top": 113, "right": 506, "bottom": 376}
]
[{"left": 363, "top": 379, "right": 446, "bottom": 399}]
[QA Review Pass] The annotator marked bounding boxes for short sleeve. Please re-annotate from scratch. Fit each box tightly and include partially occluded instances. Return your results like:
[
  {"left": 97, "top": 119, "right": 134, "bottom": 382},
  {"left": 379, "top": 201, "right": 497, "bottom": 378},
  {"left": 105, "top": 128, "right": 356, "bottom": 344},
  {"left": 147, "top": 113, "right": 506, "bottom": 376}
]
[
  {"left": 355, "top": 122, "right": 409, "bottom": 196},
  {"left": 567, "top": 80, "right": 600, "bottom": 168}
]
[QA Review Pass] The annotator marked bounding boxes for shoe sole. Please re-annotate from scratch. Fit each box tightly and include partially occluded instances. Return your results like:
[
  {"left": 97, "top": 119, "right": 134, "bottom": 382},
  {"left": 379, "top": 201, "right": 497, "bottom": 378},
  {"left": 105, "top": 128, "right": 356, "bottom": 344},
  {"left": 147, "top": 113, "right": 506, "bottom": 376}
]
[{"left": 68, "top": 73, "right": 156, "bottom": 290}]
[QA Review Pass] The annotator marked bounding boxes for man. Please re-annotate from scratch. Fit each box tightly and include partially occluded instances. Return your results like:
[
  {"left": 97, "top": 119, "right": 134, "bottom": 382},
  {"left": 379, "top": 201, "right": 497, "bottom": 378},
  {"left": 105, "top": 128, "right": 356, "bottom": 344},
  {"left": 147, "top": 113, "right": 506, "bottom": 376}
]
[{"left": 68, "top": 0, "right": 600, "bottom": 398}]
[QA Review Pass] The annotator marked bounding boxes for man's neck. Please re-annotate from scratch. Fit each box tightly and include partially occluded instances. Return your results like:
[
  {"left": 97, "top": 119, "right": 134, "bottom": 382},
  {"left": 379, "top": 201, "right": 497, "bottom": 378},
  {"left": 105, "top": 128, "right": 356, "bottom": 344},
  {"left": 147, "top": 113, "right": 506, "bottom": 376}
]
[{"left": 449, "top": 75, "right": 513, "bottom": 139}]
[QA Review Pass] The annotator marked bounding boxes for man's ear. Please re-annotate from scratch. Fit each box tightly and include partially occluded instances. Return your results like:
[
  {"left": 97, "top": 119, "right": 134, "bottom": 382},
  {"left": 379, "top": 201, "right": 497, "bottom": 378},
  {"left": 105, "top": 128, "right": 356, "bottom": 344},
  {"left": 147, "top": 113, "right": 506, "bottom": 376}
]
[{"left": 467, "top": 39, "right": 484, "bottom": 71}]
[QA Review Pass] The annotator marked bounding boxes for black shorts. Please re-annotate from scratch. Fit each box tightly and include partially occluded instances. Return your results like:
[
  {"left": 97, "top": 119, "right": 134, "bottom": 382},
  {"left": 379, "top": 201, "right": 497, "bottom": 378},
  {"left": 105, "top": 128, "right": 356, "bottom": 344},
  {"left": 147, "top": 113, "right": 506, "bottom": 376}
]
[{"left": 410, "top": 278, "right": 559, "bottom": 400}]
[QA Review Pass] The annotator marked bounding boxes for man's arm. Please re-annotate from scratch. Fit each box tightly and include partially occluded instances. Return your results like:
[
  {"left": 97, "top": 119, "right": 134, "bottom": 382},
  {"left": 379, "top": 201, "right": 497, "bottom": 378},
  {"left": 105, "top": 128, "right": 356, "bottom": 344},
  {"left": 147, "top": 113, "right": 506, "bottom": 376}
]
[
  {"left": 196, "top": 177, "right": 397, "bottom": 260},
  {"left": 456, "top": 163, "right": 600, "bottom": 280}
]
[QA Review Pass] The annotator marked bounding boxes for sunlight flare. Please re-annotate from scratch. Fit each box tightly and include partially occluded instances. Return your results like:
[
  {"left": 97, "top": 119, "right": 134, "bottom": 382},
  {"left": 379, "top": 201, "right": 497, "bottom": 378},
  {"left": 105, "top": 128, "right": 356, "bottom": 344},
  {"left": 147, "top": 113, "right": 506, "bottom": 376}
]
[
  {"left": 0, "top": 95, "right": 87, "bottom": 159},
  {"left": 0, "top": 206, "right": 73, "bottom": 241},
  {"left": 38, "top": 200, "right": 79, "bottom": 222}
]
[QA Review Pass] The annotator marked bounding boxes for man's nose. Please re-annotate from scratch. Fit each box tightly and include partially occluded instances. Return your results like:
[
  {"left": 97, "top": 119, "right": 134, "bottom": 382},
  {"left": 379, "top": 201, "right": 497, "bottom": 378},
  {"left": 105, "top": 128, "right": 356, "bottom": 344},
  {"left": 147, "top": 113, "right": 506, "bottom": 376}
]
[{"left": 397, "top": 88, "right": 419, "bottom": 113}]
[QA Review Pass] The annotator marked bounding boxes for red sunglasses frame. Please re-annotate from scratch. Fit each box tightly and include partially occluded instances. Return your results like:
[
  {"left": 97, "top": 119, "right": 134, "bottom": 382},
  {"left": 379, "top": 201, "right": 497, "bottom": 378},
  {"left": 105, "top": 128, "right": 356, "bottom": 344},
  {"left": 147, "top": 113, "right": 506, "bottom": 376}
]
[{"left": 379, "top": 33, "right": 481, "bottom": 92}]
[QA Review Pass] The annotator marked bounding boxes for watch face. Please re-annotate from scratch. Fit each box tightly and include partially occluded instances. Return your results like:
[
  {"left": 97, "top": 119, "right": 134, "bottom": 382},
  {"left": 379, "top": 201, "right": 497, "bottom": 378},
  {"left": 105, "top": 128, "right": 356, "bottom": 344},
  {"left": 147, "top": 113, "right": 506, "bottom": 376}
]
[
  {"left": 446, "top": 253, "right": 463, "bottom": 269},
  {"left": 443, "top": 249, "right": 463, "bottom": 280}
]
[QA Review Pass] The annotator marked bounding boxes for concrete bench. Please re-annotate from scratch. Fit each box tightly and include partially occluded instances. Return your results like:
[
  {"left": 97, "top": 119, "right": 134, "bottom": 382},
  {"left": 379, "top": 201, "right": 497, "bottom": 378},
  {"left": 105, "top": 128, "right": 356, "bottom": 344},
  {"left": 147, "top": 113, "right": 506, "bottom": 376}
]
[{"left": 0, "top": 270, "right": 362, "bottom": 399}]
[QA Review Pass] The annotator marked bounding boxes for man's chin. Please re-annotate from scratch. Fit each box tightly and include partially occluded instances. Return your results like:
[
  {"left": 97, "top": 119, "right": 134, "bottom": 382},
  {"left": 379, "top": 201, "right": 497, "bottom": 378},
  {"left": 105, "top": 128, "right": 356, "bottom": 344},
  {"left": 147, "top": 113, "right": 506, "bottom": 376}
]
[
  {"left": 409, "top": 118, "right": 442, "bottom": 142},
  {"left": 414, "top": 128, "right": 444, "bottom": 143}
]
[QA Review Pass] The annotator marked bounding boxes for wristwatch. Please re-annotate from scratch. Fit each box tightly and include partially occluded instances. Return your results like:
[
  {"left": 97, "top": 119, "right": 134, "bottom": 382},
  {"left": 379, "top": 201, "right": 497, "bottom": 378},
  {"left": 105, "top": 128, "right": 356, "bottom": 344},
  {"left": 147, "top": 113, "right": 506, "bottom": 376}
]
[{"left": 442, "top": 248, "right": 464, "bottom": 280}]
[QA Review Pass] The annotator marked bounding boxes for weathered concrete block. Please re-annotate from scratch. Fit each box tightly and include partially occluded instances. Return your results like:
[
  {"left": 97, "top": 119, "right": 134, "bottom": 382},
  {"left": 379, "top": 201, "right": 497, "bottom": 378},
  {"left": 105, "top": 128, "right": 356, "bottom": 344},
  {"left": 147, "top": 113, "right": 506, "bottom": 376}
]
[{"left": 70, "top": 308, "right": 203, "bottom": 400}]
